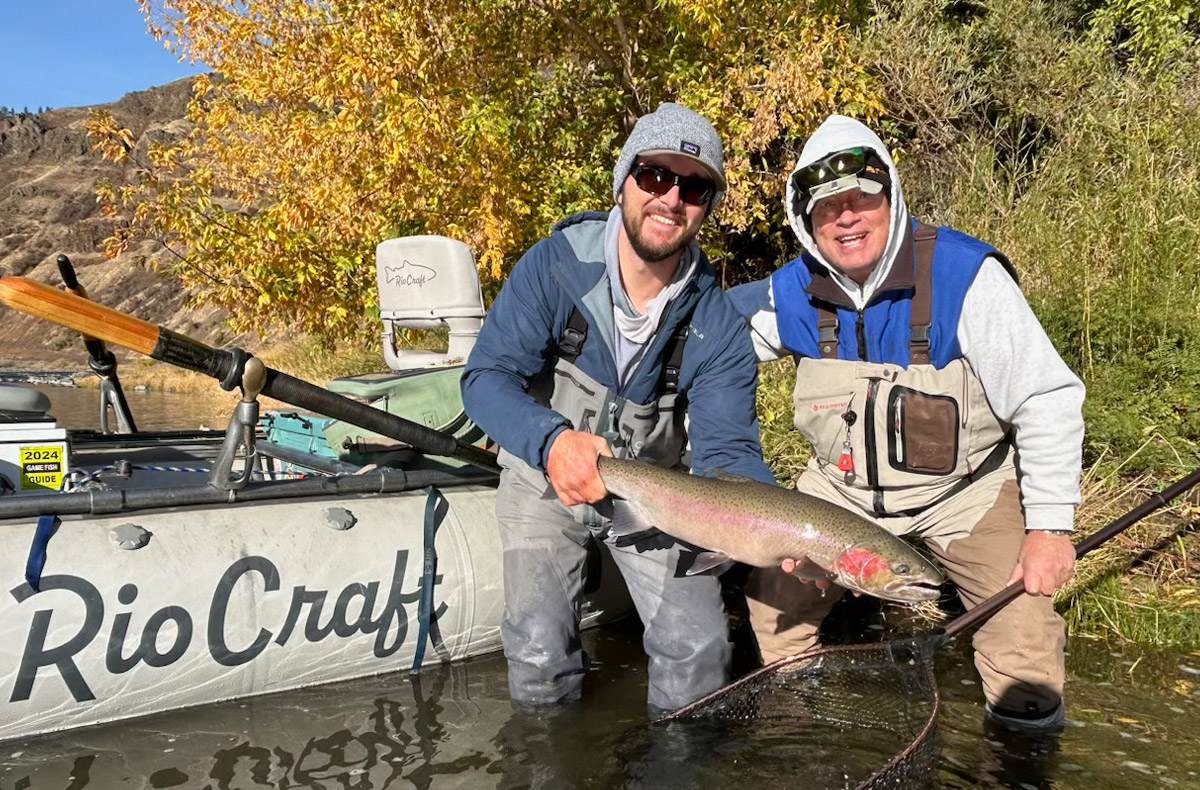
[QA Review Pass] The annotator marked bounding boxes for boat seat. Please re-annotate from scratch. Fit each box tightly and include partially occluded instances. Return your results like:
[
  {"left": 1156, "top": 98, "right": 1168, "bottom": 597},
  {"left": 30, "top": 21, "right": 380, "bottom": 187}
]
[
  {"left": 0, "top": 383, "right": 52, "bottom": 420},
  {"left": 376, "top": 235, "right": 485, "bottom": 371}
]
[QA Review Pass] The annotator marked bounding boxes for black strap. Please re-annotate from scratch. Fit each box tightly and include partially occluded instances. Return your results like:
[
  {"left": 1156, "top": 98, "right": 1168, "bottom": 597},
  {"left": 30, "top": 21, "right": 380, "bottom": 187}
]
[
  {"left": 659, "top": 319, "right": 691, "bottom": 396},
  {"left": 558, "top": 305, "right": 692, "bottom": 396},
  {"left": 888, "top": 440, "right": 1011, "bottom": 518},
  {"left": 558, "top": 306, "right": 589, "bottom": 364},
  {"left": 411, "top": 485, "right": 447, "bottom": 674}
]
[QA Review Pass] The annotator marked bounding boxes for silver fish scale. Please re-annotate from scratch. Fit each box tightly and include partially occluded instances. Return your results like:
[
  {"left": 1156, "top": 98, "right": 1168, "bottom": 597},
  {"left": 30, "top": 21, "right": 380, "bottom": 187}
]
[{"left": 596, "top": 456, "right": 943, "bottom": 601}]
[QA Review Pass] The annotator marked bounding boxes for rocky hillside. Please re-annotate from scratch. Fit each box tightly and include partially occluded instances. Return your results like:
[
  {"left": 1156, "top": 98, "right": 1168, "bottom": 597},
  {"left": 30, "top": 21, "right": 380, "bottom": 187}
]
[{"left": 0, "top": 78, "right": 240, "bottom": 371}]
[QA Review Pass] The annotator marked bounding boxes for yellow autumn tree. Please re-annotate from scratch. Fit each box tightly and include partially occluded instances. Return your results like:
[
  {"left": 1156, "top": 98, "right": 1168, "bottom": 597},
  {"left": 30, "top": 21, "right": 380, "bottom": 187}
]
[{"left": 89, "top": 0, "right": 884, "bottom": 340}]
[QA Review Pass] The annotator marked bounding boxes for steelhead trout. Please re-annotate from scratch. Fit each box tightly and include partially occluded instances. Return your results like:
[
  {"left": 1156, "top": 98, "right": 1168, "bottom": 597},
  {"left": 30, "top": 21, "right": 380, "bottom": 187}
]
[{"left": 597, "top": 457, "right": 943, "bottom": 603}]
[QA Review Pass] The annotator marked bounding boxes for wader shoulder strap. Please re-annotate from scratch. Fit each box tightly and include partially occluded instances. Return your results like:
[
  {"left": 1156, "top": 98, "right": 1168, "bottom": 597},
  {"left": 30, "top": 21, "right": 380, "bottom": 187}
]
[
  {"left": 560, "top": 304, "right": 693, "bottom": 396},
  {"left": 908, "top": 222, "right": 938, "bottom": 365},
  {"left": 659, "top": 313, "right": 693, "bottom": 396},
  {"left": 558, "top": 306, "right": 589, "bottom": 364},
  {"left": 816, "top": 305, "right": 839, "bottom": 359}
]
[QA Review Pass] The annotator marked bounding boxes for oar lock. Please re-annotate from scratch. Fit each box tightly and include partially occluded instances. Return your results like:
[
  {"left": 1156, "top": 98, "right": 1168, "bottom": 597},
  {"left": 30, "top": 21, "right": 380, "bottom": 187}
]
[{"left": 209, "top": 352, "right": 266, "bottom": 492}]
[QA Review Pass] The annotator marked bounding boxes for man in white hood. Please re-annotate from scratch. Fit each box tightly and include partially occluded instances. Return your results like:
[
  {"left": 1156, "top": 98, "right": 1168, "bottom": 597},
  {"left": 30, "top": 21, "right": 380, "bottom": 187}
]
[{"left": 729, "top": 114, "right": 1084, "bottom": 730}]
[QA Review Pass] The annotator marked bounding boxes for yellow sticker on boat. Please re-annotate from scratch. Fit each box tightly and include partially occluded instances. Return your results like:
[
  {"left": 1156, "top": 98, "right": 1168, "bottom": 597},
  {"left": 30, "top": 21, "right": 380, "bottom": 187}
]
[{"left": 19, "top": 444, "right": 64, "bottom": 490}]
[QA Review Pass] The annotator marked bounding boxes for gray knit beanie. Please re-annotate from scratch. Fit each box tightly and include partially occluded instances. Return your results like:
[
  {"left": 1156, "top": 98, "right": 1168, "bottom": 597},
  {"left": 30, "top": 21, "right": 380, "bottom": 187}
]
[{"left": 611, "top": 102, "right": 726, "bottom": 209}]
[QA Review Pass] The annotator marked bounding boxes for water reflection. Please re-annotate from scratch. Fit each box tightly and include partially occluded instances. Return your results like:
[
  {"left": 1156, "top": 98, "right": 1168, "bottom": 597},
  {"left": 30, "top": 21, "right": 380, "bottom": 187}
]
[{"left": 2, "top": 629, "right": 1199, "bottom": 789}]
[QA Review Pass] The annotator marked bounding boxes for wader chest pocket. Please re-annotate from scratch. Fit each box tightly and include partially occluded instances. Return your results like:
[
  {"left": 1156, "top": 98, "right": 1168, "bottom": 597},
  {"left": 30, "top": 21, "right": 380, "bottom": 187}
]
[{"left": 886, "top": 387, "right": 959, "bottom": 475}]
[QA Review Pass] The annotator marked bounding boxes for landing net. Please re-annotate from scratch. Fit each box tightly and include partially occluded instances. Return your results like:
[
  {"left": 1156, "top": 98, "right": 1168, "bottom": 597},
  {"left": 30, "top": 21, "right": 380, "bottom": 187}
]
[{"left": 635, "top": 640, "right": 941, "bottom": 790}]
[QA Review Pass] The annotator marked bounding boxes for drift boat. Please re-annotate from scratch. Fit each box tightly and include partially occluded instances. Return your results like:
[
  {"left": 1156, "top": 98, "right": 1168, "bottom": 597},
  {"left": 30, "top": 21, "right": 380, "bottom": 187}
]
[{"left": 0, "top": 237, "right": 630, "bottom": 742}]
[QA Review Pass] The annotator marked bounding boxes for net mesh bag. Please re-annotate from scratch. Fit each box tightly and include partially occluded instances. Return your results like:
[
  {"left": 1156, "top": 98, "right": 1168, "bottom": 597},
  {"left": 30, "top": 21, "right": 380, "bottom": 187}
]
[{"left": 615, "top": 639, "right": 942, "bottom": 790}]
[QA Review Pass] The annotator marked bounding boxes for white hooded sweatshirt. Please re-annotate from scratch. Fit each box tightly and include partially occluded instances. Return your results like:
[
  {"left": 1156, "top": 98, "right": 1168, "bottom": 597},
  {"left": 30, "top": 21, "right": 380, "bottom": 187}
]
[{"left": 728, "top": 115, "right": 1084, "bottom": 530}]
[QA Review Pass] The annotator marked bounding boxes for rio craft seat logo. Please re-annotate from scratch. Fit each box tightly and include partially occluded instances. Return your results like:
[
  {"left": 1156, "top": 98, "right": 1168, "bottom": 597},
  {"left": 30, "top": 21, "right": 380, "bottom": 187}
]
[{"left": 384, "top": 259, "right": 437, "bottom": 288}]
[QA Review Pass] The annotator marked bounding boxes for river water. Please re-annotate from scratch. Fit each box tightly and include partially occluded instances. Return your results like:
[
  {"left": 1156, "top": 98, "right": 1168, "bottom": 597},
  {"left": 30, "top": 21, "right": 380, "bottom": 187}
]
[
  {"left": 18, "top": 382, "right": 226, "bottom": 431},
  {"left": 2, "top": 384, "right": 1198, "bottom": 789}
]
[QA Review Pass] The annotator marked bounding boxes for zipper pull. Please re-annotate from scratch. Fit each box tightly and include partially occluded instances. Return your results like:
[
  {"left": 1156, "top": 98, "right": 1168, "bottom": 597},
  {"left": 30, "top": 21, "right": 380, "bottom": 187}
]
[
  {"left": 836, "top": 440, "right": 855, "bottom": 472},
  {"left": 837, "top": 409, "right": 856, "bottom": 472}
]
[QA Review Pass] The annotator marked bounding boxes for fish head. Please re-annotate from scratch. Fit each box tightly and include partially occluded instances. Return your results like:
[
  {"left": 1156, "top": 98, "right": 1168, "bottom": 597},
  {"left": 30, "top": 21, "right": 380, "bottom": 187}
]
[{"left": 832, "top": 544, "right": 943, "bottom": 603}]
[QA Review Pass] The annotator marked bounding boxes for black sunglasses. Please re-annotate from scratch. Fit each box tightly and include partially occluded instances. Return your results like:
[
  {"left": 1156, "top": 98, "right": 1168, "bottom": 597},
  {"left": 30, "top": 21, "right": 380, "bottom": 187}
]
[{"left": 630, "top": 163, "right": 716, "bottom": 206}]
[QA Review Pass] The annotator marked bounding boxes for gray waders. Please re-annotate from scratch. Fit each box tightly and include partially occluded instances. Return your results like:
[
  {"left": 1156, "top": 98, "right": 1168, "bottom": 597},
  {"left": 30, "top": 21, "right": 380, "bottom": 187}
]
[{"left": 496, "top": 354, "right": 730, "bottom": 712}]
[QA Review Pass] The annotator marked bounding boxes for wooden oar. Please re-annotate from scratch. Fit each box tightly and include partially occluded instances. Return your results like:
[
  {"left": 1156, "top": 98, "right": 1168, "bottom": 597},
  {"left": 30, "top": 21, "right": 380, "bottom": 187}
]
[{"left": 0, "top": 275, "right": 500, "bottom": 473}]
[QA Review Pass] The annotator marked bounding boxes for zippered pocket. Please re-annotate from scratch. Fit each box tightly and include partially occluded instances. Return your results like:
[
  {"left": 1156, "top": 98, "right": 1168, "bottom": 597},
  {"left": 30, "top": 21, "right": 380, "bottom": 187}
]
[{"left": 886, "top": 386, "right": 959, "bottom": 475}]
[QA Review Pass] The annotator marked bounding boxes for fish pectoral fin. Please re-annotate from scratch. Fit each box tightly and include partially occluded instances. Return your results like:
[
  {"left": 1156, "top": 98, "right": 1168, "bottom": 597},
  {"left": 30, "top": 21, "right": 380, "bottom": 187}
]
[
  {"left": 609, "top": 499, "right": 656, "bottom": 538},
  {"left": 685, "top": 551, "right": 733, "bottom": 576},
  {"left": 788, "top": 556, "right": 836, "bottom": 581}
]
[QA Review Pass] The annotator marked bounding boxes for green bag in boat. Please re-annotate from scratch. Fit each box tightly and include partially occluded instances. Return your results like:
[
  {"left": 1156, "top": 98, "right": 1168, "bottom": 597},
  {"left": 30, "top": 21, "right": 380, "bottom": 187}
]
[{"left": 321, "top": 365, "right": 487, "bottom": 467}]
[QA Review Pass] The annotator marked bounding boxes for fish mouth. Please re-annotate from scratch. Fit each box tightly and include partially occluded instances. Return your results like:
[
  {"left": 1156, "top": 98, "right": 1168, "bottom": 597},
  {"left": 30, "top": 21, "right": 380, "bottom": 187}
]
[{"left": 877, "top": 579, "right": 942, "bottom": 603}]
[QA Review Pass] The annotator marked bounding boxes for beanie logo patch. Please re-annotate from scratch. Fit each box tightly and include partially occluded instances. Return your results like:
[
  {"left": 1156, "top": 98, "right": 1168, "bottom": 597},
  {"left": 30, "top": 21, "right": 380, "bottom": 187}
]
[{"left": 680, "top": 141, "right": 700, "bottom": 156}]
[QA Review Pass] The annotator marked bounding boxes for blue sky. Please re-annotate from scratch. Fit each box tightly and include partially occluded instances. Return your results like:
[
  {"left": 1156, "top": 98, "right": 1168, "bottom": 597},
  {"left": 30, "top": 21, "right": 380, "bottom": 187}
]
[{"left": 0, "top": 1, "right": 205, "bottom": 111}]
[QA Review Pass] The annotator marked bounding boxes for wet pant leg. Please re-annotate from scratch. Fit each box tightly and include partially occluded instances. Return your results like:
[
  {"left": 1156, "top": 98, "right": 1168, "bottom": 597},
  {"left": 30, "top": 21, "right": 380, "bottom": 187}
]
[
  {"left": 744, "top": 470, "right": 847, "bottom": 663},
  {"left": 744, "top": 567, "right": 844, "bottom": 663},
  {"left": 931, "top": 479, "right": 1066, "bottom": 718},
  {"left": 495, "top": 470, "right": 590, "bottom": 705},
  {"left": 606, "top": 539, "right": 731, "bottom": 711}
]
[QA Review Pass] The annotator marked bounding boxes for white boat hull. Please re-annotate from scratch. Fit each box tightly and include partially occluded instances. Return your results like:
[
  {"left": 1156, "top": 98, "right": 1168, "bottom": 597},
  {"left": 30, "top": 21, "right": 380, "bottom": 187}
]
[{"left": 0, "top": 485, "right": 629, "bottom": 741}]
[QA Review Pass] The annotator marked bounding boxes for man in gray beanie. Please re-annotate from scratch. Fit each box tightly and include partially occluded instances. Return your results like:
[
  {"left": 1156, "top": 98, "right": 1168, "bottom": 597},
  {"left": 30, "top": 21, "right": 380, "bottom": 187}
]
[{"left": 463, "top": 102, "right": 774, "bottom": 713}]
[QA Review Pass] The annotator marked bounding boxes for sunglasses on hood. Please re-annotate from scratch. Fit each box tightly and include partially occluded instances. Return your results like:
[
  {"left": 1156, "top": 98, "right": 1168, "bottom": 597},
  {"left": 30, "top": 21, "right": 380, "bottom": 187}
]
[{"left": 792, "top": 147, "right": 871, "bottom": 191}]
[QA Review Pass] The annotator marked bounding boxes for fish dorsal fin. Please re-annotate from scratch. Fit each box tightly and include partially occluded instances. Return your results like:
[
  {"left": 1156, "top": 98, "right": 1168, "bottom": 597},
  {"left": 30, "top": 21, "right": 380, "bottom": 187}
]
[
  {"left": 609, "top": 499, "right": 656, "bottom": 538},
  {"left": 685, "top": 551, "right": 733, "bottom": 576},
  {"left": 707, "top": 468, "right": 759, "bottom": 484}
]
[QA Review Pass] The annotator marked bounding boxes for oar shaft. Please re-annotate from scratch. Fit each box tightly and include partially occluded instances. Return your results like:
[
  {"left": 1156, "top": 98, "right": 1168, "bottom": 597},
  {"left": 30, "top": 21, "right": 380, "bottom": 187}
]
[
  {"left": 260, "top": 368, "right": 500, "bottom": 472},
  {"left": 0, "top": 276, "right": 160, "bottom": 355},
  {"left": 0, "top": 275, "right": 500, "bottom": 473},
  {"left": 942, "top": 466, "right": 1200, "bottom": 639}
]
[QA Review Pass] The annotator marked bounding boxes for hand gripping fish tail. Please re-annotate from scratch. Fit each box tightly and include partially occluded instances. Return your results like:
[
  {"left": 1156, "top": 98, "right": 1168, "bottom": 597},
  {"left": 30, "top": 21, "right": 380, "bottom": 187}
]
[{"left": 596, "top": 456, "right": 943, "bottom": 603}]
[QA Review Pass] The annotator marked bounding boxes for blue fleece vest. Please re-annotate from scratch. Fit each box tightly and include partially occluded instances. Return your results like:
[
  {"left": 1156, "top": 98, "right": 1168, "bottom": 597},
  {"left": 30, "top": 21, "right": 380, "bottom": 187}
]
[{"left": 772, "top": 224, "right": 1000, "bottom": 369}]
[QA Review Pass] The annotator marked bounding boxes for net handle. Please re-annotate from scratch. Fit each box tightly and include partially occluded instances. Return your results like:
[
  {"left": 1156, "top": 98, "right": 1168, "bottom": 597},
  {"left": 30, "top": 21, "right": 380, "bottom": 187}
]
[{"left": 939, "top": 465, "right": 1200, "bottom": 640}]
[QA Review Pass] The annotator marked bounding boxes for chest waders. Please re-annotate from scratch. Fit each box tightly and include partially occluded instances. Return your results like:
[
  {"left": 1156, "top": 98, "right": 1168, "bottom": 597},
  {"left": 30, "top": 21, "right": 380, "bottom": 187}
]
[
  {"left": 494, "top": 303, "right": 732, "bottom": 710},
  {"left": 748, "top": 225, "right": 1066, "bottom": 730},
  {"left": 498, "top": 304, "right": 692, "bottom": 529},
  {"left": 793, "top": 224, "right": 1011, "bottom": 521}
]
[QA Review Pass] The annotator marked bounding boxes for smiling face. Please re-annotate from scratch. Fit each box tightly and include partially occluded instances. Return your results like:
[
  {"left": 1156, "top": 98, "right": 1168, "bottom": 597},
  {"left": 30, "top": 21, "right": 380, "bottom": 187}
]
[
  {"left": 617, "top": 152, "right": 709, "bottom": 265},
  {"left": 810, "top": 189, "right": 891, "bottom": 284}
]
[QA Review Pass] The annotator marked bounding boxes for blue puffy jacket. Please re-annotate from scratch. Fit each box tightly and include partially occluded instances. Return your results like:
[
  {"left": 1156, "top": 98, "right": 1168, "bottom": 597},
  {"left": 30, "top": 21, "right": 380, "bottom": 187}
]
[{"left": 462, "top": 212, "right": 774, "bottom": 484}]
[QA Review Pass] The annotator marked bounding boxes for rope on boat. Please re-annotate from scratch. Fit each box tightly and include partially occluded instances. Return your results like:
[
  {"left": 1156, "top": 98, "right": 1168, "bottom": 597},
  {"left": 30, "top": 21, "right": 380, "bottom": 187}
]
[{"left": 61, "top": 463, "right": 319, "bottom": 492}]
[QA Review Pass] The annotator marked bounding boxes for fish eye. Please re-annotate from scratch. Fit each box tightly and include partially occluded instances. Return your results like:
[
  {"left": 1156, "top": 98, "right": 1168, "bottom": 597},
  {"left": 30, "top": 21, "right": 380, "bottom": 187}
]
[{"left": 894, "top": 563, "right": 910, "bottom": 575}]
